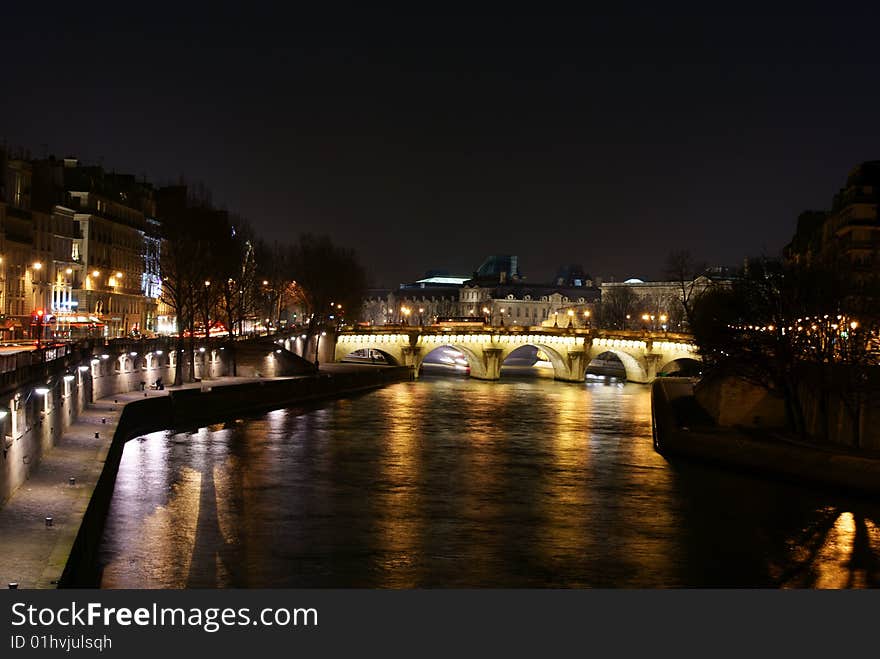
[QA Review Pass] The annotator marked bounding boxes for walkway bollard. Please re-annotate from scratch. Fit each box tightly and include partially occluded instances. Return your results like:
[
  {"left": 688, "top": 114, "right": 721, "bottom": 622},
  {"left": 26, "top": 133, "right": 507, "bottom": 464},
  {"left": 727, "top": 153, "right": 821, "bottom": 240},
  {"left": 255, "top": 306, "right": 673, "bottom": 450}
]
[
  {"left": 45, "top": 517, "right": 53, "bottom": 527},
  {"left": 102, "top": 418, "right": 106, "bottom": 424},
  {"left": 8, "top": 582, "right": 18, "bottom": 589},
  {"left": 94, "top": 432, "right": 99, "bottom": 439},
  {"left": 68, "top": 477, "right": 76, "bottom": 486}
]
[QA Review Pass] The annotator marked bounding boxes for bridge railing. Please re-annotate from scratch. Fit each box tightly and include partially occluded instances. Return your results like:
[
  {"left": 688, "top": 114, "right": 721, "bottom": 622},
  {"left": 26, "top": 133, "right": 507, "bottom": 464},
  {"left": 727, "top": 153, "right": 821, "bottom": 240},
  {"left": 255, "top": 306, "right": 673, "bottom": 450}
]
[{"left": 337, "top": 325, "right": 694, "bottom": 343}]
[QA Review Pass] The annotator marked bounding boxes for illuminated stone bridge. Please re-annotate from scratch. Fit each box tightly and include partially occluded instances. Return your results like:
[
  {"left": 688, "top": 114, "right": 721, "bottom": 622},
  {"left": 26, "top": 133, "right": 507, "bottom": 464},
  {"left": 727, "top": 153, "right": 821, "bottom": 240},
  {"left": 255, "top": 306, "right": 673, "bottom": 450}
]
[{"left": 332, "top": 328, "right": 700, "bottom": 383}]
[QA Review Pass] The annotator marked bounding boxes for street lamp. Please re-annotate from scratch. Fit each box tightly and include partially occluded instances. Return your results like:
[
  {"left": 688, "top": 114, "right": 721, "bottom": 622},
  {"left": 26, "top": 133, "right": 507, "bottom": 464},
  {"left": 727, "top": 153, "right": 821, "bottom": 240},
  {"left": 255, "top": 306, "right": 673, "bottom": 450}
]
[
  {"left": 660, "top": 313, "right": 668, "bottom": 334},
  {"left": 482, "top": 306, "right": 490, "bottom": 324},
  {"left": 584, "top": 309, "right": 592, "bottom": 329},
  {"left": 499, "top": 308, "right": 506, "bottom": 327},
  {"left": 401, "top": 306, "right": 411, "bottom": 325},
  {"left": 567, "top": 309, "right": 574, "bottom": 329}
]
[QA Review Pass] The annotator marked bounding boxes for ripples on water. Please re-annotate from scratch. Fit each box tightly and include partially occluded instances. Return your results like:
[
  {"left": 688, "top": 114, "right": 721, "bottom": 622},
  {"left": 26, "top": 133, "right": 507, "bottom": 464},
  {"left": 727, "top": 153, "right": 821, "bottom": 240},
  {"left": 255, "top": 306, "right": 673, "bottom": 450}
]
[{"left": 98, "top": 374, "right": 880, "bottom": 588}]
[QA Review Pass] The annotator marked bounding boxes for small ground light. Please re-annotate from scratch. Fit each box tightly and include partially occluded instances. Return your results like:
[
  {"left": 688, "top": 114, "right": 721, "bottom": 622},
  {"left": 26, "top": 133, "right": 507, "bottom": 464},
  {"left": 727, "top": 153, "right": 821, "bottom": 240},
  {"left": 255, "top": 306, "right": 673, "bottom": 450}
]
[
  {"left": 34, "top": 387, "right": 50, "bottom": 395},
  {"left": 69, "top": 477, "right": 76, "bottom": 486},
  {"left": 45, "top": 517, "right": 53, "bottom": 527},
  {"left": 63, "top": 374, "right": 75, "bottom": 382},
  {"left": 79, "top": 365, "right": 90, "bottom": 371}
]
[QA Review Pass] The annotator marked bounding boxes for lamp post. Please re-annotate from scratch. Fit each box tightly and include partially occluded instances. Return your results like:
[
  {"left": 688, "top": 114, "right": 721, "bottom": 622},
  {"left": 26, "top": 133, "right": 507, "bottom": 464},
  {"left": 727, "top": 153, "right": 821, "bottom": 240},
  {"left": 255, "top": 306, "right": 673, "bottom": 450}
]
[
  {"left": 660, "top": 313, "right": 668, "bottom": 335},
  {"left": 567, "top": 309, "right": 574, "bottom": 329},
  {"left": 482, "top": 306, "right": 490, "bottom": 325},
  {"left": 584, "top": 309, "right": 592, "bottom": 330},
  {"left": 499, "top": 308, "right": 505, "bottom": 327},
  {"left": 401, "top": 306, "right": 411, "bottom": 326}
]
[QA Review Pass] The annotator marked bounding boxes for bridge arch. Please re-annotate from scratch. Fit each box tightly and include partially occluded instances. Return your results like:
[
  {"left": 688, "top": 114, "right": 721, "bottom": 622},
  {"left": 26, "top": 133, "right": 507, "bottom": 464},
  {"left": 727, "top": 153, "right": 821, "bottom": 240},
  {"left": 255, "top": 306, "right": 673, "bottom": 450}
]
[
  {"left": 416, "top": 343, "right": 489, "bottom": 378},
  {"left": 588, "top": 349, "right": 647, "bottom": 383},
  {"left": 339, "top": 346, "right": 402, "bottom": 366},
  {"left": 498, "top": 342, "right": 569, "bottom": 381},
  {"left": 658, "top": 357, "right": 702, "bottom": 377}
]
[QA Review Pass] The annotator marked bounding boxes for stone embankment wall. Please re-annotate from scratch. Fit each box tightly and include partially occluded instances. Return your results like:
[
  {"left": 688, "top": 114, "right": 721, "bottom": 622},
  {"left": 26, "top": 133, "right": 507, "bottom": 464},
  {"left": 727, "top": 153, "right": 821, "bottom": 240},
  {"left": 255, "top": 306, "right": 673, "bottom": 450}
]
[
  {"left": 694, "top": 371, "right": 880, "bottom": 450},
  {"left": 0, "top": 339, "right": 315, "bottom": 506}
]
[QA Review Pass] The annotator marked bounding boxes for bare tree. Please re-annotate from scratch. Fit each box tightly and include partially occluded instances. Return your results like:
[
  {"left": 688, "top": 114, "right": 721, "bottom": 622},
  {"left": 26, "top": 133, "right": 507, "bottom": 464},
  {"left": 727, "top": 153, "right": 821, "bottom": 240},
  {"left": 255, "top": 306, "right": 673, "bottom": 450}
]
[
  {"left": 289, "top": 234, "right": 367, "bottom": 368},
  {"left": 665, "top": 250, "right": 707, "bottom": 329},
  {"left": 599, "top": 286, "right": 637, "bottom": 330}
]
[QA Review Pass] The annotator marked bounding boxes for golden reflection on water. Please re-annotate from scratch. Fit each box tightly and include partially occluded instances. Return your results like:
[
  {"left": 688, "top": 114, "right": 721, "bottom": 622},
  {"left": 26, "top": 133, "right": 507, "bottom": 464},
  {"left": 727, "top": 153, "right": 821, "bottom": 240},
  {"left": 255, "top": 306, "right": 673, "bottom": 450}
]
[
  {"left": 100, "top": 377, "right": 880, "bottom": 588},
  {"left": 374, "top": 383, "right": 426, "bottom": 584},
  {"left": 101, "top": 467, "right": 202, "bottom": 588},
  {"left": 780, "top": 510, "right": 880, "bottom": 589}
]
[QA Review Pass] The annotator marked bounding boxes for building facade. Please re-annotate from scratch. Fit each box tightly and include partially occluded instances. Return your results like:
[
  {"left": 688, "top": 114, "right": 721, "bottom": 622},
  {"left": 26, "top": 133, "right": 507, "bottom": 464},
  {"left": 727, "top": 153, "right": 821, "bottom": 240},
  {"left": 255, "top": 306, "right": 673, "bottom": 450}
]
[
  {"left": 0, "top": 150, "right": 165, "bottom": 340},
  {"left": 784, "top": 161, "right": 880, "bottom": 276},
  {"left": 362, "top": 258, "right": 601, "bottom": 328}
]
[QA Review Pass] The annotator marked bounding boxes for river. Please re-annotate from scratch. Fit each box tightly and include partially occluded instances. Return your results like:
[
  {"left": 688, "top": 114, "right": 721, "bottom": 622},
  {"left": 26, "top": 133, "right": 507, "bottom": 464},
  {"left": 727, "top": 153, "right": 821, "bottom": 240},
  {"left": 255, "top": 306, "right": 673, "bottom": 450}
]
[{"left": 98, "top": 373, "right": 880, "bottom": 588}]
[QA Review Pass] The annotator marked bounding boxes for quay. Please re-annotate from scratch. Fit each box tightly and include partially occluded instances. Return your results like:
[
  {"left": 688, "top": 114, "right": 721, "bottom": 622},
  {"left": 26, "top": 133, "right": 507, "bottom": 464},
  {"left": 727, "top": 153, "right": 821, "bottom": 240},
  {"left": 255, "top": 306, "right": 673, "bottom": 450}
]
[
  {"left": 652, "top": 377, "right": 880, "bottom": 495},
  {"left": 0, "top": 363, "right": 410, "bottom": 589}
]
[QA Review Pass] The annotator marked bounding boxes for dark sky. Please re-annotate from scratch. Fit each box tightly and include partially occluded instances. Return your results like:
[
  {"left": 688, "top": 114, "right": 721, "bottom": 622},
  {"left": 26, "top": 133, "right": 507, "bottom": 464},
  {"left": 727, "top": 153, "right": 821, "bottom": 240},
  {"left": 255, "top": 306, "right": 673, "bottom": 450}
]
[{"left": 3, "top": 7, "right": 879, "bottom": 287}]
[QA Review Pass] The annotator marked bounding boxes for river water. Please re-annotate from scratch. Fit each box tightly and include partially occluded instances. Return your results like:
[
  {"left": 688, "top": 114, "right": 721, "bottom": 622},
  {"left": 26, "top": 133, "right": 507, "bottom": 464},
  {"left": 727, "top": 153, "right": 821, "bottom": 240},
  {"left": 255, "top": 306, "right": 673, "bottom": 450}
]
[{"left": 98, "top": 373, "right": 880, "bottom": 588}]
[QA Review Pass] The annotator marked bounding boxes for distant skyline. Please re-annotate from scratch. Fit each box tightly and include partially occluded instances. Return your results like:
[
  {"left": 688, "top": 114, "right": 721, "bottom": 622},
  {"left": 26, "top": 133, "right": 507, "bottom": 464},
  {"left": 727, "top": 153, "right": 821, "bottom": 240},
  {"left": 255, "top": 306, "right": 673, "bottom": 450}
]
[{"left": 3, "top": 8, "right": 879, "bottom": 287}]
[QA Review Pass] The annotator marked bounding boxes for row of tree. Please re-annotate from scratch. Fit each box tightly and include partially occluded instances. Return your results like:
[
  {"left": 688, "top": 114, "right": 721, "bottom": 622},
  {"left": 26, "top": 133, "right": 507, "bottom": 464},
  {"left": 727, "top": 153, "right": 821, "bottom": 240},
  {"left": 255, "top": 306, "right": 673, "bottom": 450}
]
[
  {"left": 690, "top": 255, "right": 879, "bottom": 447},
  {"left": 157, "top": 187, "right": 366, "bottom": 384}
]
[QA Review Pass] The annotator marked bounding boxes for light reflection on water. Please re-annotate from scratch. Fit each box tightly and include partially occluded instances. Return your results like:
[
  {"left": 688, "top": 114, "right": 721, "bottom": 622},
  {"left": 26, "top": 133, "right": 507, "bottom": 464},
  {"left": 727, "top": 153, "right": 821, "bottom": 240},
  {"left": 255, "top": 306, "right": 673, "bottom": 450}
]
[{"left": 98, "top": 375, "right": 880, "bottom": 588}]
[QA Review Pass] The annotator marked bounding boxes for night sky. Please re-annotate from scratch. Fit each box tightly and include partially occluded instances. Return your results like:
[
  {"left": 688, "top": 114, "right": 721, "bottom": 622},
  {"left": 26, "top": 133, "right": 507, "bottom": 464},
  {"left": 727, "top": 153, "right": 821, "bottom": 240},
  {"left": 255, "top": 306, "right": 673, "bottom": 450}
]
[{"left": 3, "top": 8, "right": 879, "bottom": 287}]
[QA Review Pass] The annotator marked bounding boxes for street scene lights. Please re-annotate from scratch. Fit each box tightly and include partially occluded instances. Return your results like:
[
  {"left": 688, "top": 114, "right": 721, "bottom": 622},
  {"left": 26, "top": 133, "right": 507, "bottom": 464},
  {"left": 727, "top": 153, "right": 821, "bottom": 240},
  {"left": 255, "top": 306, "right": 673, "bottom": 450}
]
[
  {"left": 584, "top": 309, "right": 592, "bottom": 329},
  {"left": 401, "top": 306, "right": 411, "bottom": 325},
  {"left": 567, "top": 308, "right": 574, "bottom": 328}
]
